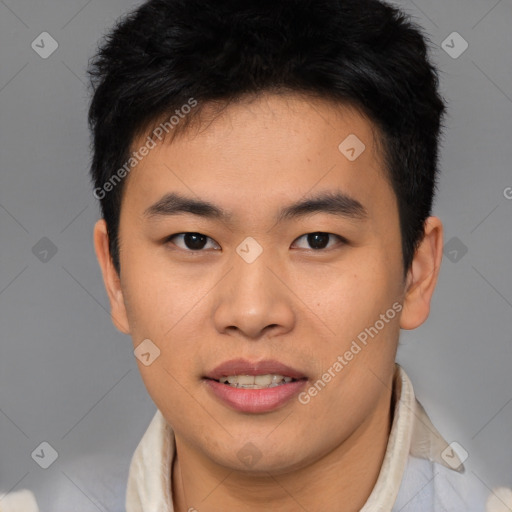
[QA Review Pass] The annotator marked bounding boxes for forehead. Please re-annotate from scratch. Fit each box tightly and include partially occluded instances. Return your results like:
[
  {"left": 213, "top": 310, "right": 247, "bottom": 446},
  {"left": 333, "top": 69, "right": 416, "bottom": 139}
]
[{"left": 123, "top": 92, "right": 395, "bottom": 225}]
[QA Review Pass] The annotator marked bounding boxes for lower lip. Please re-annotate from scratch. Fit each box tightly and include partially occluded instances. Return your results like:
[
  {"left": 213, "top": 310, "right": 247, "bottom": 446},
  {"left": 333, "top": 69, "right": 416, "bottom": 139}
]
[{"left": 204, "top": 379, "right": 307, "bottom": 413}]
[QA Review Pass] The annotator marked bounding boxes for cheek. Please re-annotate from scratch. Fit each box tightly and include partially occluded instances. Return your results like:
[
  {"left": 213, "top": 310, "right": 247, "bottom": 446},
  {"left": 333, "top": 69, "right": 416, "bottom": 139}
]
[
  {"left": 121, "top": 257, "right": 212, "bottom": 382},
  {"left": 315, "top": 260, "right": 396, "bottom": 320},
  {"left": 121, "top": 269, "right": 177, "bottom": 350},
  {"left": 315, "top": 263, "right": 402, "bottom": 369},
  {"left": 122, "top": 266, "right": 204, "bottom": 409},
  {"left": 120, "top": 243, "right": 189, "bottom": 333}
]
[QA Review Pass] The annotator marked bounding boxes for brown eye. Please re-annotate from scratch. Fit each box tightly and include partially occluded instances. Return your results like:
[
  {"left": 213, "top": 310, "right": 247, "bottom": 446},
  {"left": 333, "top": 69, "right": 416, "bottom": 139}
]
[
  {"left": 292, "top": 232, "right": 345, "bottom": 250},
  {"left": 166, "top": 232, "right": 220, "bottom": 251}
]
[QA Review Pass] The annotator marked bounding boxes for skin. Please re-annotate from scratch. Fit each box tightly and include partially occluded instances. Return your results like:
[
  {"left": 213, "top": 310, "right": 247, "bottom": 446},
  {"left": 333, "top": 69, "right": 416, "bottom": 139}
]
[{"left": 94, "top": 92, "right": 443, "bottom": 512}]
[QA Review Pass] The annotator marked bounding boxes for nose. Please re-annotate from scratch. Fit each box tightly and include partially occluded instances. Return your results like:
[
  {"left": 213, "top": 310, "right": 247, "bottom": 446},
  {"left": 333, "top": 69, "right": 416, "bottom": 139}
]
[{"left": 212, "top": 248, "right": 296, "bottom": 341}]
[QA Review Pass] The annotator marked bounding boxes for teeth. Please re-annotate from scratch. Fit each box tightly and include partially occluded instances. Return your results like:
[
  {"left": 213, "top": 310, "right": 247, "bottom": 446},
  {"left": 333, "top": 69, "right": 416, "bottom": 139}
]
[
  {"left": 255, "top": 375, "right": 273, "bottom": 386},
  {"left": 218, "top": 374, "right": 294, "bottom": 388}
]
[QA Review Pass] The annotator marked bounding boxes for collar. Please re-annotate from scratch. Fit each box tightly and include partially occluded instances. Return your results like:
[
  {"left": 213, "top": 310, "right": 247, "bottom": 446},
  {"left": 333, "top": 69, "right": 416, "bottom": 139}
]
[{"left": 125, "top": 363, "right": 464, "bottom": 512}]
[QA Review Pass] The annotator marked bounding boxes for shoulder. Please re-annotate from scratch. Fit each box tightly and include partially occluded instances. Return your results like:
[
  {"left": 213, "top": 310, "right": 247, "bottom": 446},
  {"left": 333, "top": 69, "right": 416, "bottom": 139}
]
[
  {"left": 394, "top": 455, "right": 511, "bottom": 512},
  {"left": 0, "top": 490, "right": 39, "bottom": 512}
]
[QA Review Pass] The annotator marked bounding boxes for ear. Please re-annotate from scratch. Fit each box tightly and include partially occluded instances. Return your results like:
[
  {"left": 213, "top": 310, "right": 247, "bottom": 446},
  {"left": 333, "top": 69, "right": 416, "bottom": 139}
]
[
  {"left": 400, "top": 216, "right": 443, "bottom": 330},
  {"left": 93, "top": 219, "right": 130, "bottom": 334}
]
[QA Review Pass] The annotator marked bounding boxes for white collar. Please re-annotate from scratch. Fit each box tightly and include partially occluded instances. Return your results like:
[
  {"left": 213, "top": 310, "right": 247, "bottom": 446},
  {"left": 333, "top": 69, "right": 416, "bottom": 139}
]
[{"left": 125, "top": 363, "right": 465, "bottom": 512}]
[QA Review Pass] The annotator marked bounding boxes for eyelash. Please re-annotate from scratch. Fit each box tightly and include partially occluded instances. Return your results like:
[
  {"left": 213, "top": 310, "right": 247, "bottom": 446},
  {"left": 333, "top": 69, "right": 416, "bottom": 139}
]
[{"left": 164, "top": 232, "right": 347, "bottom": 252}]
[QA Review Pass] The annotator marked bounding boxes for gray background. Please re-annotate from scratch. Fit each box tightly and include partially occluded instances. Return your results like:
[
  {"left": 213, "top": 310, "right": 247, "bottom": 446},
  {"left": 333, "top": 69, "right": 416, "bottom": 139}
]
[{"left": 0, "top": 0, "right": 511, "bottom": 510}]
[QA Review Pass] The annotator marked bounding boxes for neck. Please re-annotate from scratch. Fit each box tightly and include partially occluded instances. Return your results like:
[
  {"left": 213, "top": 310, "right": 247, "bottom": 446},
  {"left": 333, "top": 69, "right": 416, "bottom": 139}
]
[{"left": 172, "top": 383, "right": 394, "bottom": 512}]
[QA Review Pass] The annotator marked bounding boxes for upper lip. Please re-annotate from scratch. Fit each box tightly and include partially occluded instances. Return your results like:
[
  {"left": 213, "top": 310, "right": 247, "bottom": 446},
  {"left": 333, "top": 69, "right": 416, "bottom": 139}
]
[{"left": 205, "top": 359, "right": 307, "bottom": 380}]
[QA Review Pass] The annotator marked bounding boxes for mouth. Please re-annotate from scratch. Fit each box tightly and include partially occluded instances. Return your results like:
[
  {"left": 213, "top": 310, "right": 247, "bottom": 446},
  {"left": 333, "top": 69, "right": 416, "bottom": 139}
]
[
  {"left": 203, "top": 359, "right": 308, "bottom": 413},
  {"left": 215, "top": 374, "right": 299, "bottom": 389}
]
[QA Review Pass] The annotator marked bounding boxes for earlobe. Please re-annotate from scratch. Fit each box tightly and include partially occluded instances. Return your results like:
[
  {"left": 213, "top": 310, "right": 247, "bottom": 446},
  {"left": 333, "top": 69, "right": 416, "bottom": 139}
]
[
  {"left": 93, "top": 219, "right": 131, "bottom": 334},
  {"left": 399, "top": 216, "right": 443, "bottom": 330}
]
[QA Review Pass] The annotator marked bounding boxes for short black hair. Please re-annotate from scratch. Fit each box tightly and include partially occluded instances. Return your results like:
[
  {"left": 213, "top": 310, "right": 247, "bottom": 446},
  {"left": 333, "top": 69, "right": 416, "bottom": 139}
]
[{"left": 88, "top": 0, "right": 446, "bottom": 277}]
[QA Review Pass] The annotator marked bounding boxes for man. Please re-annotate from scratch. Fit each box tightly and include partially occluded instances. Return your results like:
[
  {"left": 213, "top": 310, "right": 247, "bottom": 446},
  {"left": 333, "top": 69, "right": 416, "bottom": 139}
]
[{"left": 85, "top": 0, "right": 506, "bottom": 511}]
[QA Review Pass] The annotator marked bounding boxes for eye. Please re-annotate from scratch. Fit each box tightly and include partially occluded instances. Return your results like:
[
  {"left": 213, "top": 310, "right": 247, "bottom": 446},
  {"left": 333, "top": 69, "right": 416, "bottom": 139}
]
[
  {"left": 165, "top": 232, "right": 220, "bottom": 251},
  {"left": 292, "top": 232, "right": 346, "bottom": 250}
]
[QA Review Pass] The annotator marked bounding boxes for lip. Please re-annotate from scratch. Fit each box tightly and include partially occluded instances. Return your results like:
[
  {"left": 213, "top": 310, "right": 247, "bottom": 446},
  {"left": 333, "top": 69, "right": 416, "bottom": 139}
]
[
  {"left": 203, "top": 359, "right": 308, "bottom": 414},
  {"left": 204, "top": 358, "right": 307, "bottom": 380}
]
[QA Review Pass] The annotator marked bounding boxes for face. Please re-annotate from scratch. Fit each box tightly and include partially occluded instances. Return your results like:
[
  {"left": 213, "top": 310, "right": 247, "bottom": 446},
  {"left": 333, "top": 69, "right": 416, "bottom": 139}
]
[{"left": 95, "top": 92, "right": 442, "bottom": 475}]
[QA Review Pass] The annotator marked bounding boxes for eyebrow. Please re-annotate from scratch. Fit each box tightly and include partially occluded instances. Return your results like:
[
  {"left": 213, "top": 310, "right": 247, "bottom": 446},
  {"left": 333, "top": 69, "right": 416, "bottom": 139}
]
[{"left": 143, "top": 191, "right": 368, "bottom": 224}]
